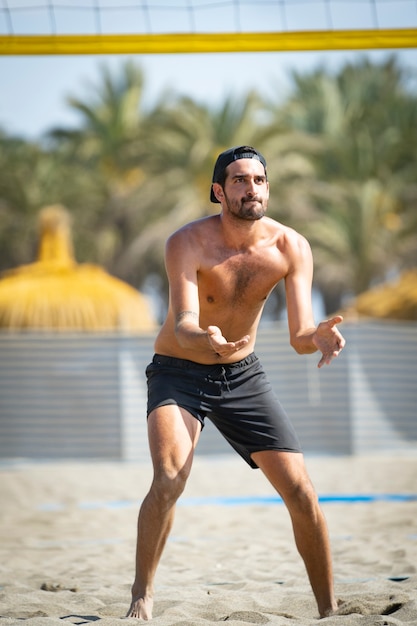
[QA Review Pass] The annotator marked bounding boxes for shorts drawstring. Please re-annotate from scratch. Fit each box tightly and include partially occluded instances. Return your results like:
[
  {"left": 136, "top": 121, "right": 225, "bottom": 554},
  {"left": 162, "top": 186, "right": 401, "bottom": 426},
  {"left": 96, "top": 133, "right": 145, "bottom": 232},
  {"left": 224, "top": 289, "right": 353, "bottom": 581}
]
[
  {"left": 207, "top": 365, "right": 231, "bottom": 394},
  {"left": 220, "top": 366, "right": 231, "bottom": 393}
]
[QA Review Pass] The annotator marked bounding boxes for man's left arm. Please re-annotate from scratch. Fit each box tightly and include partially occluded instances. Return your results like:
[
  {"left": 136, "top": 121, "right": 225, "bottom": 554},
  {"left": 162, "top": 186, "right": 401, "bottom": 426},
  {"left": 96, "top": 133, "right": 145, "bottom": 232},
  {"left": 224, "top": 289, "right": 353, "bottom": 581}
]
[{"left": 285, "top": 233, "right": 345, "bottom": 368}]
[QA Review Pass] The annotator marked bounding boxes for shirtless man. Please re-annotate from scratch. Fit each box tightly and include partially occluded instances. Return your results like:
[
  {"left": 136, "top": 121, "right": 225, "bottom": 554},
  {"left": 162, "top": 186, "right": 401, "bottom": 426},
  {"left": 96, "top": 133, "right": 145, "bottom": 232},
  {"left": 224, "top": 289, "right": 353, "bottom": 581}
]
[{"left": 127, "top": 145, "right": 345, "bottom": 620}]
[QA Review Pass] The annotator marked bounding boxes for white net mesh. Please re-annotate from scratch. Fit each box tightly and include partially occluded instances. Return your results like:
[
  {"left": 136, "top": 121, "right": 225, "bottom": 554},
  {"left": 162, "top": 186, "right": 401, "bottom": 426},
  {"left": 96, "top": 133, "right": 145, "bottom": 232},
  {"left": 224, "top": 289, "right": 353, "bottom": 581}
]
[{"left": 0, "top": 0, "right": 416, "bottom": 35}]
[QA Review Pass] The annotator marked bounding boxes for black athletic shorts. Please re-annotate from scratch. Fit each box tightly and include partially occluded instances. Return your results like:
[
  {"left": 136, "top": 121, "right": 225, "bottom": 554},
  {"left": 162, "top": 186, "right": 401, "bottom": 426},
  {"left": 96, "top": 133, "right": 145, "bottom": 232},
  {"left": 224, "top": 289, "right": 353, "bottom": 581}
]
[{"left": 146, "top": 352, "right": 302, "bottom": 468}]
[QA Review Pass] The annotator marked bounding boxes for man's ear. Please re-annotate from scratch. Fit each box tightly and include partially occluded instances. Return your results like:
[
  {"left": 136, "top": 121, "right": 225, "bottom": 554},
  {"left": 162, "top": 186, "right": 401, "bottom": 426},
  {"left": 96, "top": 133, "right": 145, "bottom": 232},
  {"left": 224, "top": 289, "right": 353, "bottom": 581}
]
[{"left": 212, "top": 183, "right": 224, "bottom": 203}]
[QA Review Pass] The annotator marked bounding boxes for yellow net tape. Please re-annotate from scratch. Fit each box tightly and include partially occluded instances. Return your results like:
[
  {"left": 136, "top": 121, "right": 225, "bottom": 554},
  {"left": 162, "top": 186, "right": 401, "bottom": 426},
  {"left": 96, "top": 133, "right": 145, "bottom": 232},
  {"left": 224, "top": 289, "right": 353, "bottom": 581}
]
[{"left": 1, "top": 29, "right": 416, "bottom": 56}]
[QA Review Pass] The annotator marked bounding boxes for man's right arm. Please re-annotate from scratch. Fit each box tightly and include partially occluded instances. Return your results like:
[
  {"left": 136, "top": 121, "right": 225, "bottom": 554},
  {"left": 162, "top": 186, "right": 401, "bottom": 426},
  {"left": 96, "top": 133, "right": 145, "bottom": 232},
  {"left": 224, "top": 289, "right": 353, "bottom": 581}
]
[
  {"left": 164, "top": 232, "right": 210, "bottom": 352},
  {"left": 165, "top": 232, "right": 249, "bottom": 357}
]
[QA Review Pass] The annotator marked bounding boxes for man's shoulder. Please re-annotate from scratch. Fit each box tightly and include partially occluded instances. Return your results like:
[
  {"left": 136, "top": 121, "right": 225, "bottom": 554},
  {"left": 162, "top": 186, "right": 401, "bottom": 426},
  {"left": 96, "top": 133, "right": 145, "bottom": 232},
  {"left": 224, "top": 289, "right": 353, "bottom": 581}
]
[
  {"left": 264, "top": 217, "right": 306, "bottom": 243},
  {"left": 264, "top": 219, "right": 311, "bottom": 262},
  {"left": 169, "top": 215, "right": 219, "bottom": 240}
]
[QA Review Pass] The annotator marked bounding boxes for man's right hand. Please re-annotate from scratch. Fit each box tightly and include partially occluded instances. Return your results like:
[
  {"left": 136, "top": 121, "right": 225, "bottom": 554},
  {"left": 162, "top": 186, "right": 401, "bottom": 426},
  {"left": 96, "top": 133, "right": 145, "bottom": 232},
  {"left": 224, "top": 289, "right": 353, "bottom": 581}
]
[{"left": 206, "top": 325, "right": 250, "bottom": 358}]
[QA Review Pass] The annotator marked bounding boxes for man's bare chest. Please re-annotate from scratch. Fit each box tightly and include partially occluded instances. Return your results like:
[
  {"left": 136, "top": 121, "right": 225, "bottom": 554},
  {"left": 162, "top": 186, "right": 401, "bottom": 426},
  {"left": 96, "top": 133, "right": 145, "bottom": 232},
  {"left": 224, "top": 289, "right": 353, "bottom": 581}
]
[{"left": 198, "top": 251, "right": 285, "bottom": 307}]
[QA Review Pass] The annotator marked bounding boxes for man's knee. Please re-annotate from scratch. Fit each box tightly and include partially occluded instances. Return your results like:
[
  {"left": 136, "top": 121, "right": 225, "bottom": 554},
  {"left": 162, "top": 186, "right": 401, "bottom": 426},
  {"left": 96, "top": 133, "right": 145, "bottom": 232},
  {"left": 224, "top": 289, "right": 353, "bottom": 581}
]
[
  {"left": 151, "top": 466, "right": 189, "bottom": 508},
  {"left": 284, "top": 479, "right": 320, "bottom": 518}
]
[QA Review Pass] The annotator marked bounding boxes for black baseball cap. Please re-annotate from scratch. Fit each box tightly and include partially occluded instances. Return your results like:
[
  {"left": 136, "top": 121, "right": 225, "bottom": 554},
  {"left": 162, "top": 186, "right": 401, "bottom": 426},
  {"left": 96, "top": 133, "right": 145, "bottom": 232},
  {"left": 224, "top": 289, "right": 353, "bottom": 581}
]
[{"left": 210, "top": 145, "right": 267, "bottom": 203}]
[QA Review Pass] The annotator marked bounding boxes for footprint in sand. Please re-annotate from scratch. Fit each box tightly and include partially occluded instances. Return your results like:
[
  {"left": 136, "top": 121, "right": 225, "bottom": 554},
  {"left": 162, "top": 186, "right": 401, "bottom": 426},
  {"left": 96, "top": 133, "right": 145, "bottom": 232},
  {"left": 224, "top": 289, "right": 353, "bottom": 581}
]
[
  {"left": 337, "top": 593, "right": 409, "bottom": 616},
  {"left": 40, "top": 582, "right": 78, "bottom": 592},
  {"left": 222, "top": 610, "right": 269, "bottom": 623}
]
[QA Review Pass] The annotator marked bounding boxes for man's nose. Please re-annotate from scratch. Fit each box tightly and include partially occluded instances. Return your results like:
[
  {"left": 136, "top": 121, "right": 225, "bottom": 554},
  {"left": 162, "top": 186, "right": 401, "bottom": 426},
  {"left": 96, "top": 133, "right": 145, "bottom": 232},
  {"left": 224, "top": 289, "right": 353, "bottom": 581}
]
[{"left": 246, "top": 180, "right": 256, "bottom": 195}]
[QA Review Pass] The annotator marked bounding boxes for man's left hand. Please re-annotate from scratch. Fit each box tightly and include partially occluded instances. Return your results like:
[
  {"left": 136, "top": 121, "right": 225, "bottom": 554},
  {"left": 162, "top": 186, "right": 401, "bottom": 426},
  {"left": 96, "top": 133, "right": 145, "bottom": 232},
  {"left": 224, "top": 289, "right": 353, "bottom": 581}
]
[{"left": 313, "top": 315, "right": 346, "bottom": 368}]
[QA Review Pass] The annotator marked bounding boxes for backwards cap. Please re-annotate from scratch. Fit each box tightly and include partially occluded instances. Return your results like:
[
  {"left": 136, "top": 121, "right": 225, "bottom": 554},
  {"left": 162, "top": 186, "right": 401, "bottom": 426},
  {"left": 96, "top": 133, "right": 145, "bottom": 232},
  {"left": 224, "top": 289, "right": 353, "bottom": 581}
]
[{"left": 210, "top": 146, "right": 267, "bottom": 203}]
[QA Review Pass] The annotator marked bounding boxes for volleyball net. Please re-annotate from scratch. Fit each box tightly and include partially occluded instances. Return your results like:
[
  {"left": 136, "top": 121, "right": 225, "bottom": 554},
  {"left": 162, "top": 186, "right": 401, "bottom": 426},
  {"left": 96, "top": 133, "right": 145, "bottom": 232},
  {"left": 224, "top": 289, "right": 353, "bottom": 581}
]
[{"left": 0, "top": 0, "right": 416, "bottom": 56}]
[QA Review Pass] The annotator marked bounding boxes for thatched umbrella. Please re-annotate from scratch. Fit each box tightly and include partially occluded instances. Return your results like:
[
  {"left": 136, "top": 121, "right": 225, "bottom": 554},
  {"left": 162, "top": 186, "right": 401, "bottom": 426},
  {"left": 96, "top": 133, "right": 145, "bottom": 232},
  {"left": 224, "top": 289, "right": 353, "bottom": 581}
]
[
  {"left": 342, "top": 269, "right": 417, "bottom": 321},
  {"left": 0, "top": 205, "right": 156, "bottom": 332}
]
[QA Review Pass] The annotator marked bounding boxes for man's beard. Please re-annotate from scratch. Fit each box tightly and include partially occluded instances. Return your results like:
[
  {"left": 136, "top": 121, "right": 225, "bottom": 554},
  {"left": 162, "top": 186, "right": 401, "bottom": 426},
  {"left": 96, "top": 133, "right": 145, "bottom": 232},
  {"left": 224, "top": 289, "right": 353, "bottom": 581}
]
[{"left": 224, "top": 194, "right": 267, "bottom": 221}]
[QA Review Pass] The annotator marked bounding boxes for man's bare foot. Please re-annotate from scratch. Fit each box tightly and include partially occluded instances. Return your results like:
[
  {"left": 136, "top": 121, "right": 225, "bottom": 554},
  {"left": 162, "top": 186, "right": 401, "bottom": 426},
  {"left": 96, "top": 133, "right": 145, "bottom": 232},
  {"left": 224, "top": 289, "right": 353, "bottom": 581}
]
[
  {"left": 319, "top": 599, "right": 344, "bottom": 618},
  {"left": 126, "top": 595, "right": 153, "bottom": 620}
]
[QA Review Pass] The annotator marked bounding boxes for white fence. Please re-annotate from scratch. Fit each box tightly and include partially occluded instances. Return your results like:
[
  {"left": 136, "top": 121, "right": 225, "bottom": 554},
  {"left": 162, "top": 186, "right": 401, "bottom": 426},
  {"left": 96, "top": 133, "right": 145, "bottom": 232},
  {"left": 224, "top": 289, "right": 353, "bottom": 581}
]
[{"left": 0, "top": 321, "right": 416, "bottom": 461}]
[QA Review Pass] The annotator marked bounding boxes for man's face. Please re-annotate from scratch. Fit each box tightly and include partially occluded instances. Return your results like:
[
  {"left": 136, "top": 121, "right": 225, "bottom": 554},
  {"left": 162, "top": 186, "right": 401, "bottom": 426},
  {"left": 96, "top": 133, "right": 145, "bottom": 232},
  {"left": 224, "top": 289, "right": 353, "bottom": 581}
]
[{"left": 217, "top": 158, "right": 269, "bottom": 221}]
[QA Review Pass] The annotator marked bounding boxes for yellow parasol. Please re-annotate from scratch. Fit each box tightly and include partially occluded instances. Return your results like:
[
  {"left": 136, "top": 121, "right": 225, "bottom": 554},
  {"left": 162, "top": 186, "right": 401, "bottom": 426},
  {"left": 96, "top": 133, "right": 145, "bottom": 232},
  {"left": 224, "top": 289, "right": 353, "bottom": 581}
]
[
  {"left": 343, "top": 269, "right": 417, "bottom": 321},
  {"left": 0, "top": 205, "right": 156, "bottom": 332}
]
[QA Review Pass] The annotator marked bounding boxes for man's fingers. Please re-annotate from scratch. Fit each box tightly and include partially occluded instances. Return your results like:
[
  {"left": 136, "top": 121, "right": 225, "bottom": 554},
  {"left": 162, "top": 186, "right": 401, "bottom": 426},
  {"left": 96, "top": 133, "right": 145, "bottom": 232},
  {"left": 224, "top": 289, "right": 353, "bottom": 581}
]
[
  {"left": 318, "top": 347, "right": 343, "bottom": 368},
  {"left": 327, "top": 315, "right": 343, "bottom": 327},
  {"left": 234, "top": 335, "right": 250, "bottom": 348},
  {"left": 213, "top": 335, "right": 250, "bottom": 356},
  {"left": 318, "top": 353, "right": 333, "bottom": 368}
]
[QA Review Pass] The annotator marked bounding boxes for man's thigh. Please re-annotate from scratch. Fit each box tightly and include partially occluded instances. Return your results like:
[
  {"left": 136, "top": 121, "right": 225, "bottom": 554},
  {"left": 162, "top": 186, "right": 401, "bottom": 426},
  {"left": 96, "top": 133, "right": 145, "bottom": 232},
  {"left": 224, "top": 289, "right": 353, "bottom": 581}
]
[
  {"left": 148, "top": 404, "right": 202, "bottom": 477},
  {"left": 251, "top": 450, "right": 314, "bottom": 499}
]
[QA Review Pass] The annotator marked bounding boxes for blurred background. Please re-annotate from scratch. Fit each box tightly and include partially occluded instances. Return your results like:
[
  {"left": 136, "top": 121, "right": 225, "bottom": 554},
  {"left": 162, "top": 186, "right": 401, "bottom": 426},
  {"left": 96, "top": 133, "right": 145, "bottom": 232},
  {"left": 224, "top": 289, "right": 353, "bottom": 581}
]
[{"left": 0, "top": 0, "right": 416, "bottom": 461}]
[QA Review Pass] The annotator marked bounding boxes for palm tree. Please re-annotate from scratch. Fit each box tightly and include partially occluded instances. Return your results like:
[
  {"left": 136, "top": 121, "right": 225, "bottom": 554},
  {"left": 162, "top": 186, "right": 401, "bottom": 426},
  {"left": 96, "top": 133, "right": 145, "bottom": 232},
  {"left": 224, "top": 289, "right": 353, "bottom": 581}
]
[
  {"left": 48, "top": 61, "right": 154, "bottom": 273},
  {"left": 272, "top": 56, "right": 417, "bottom": 313}
]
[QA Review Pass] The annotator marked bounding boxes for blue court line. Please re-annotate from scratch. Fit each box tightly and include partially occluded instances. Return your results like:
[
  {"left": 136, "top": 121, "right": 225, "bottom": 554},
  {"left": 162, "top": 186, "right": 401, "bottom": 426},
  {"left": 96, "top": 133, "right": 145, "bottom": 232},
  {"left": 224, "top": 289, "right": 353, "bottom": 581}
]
[
  {"left": 37, "top": 493, "right": 417, "bottom": 512},
  {"left": 179, "top": 493, "right": 417, "bottom": 506}
]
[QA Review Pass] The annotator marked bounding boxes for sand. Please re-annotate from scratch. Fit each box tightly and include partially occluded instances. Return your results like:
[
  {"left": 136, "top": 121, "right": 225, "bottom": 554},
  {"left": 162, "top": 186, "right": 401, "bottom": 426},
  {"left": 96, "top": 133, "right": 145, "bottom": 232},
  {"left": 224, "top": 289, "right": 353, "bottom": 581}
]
[{"left": 1, "top": 453, "right": 417, "bottom": 625}]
